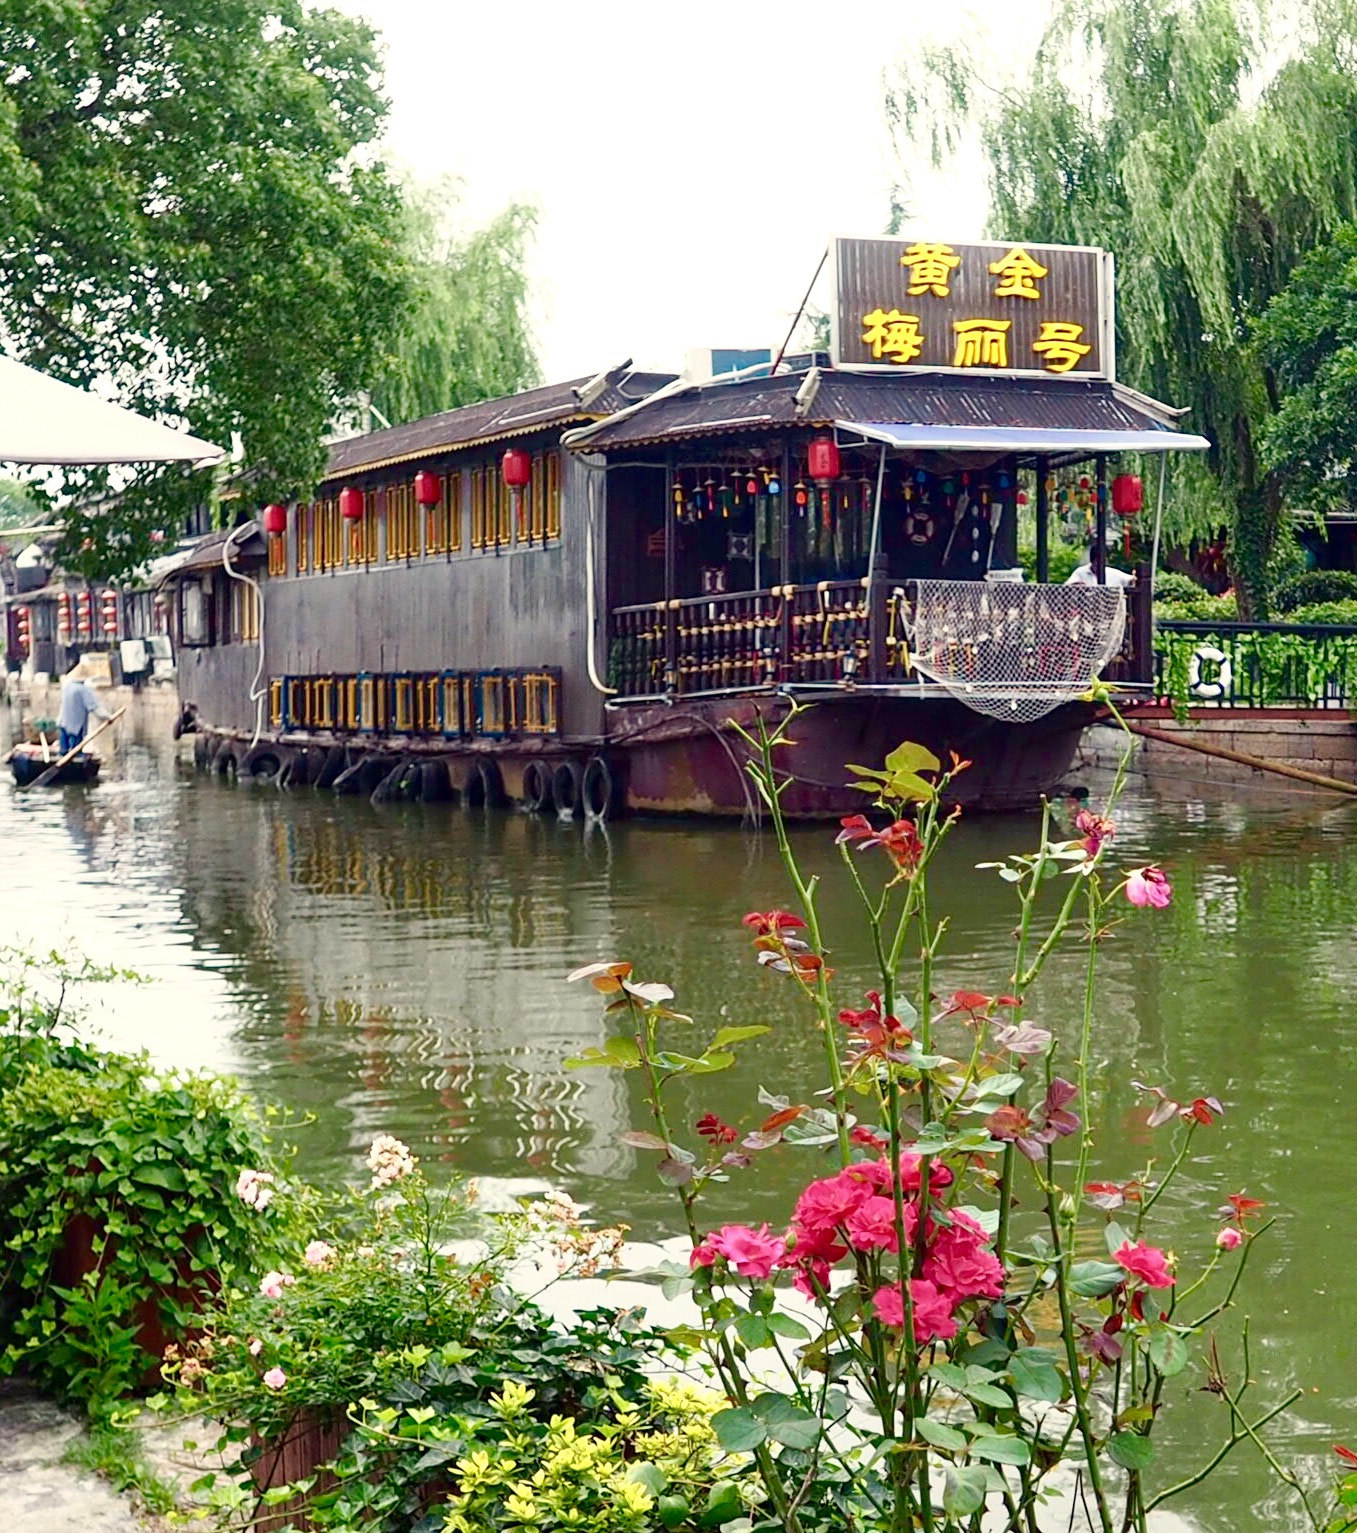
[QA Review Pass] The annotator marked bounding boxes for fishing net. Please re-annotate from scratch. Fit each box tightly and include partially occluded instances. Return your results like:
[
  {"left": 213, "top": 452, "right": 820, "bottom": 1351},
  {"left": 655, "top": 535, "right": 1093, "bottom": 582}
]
[{"left": 907, "top": 579, "right": 1127, "bottom": 722}]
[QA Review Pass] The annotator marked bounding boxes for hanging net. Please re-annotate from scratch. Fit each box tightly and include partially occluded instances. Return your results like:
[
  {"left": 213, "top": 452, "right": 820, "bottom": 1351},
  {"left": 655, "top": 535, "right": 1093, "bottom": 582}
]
[{"left": 907, "top": 579, "right": 1127, "bottom": 723}]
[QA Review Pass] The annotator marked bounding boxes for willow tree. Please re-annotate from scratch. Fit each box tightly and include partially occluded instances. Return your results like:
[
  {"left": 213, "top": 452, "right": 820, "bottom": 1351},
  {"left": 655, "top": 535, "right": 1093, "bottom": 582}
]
[
  {"left": 887, "top": 0, "right": 1357, "bottom": 614},
  {"left": 369, "top": 188, "right": 540, "bottom": 427}
]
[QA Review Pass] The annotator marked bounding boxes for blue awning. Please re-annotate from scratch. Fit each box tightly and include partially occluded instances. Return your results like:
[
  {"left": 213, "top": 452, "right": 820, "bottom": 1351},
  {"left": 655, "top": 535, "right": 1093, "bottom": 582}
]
[{"left": 837, "top": 421, "right": 1210, "bottom": 455}]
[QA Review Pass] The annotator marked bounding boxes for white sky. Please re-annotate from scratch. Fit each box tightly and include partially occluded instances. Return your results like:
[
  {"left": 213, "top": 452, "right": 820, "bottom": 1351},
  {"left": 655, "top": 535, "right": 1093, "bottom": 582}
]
[{"left": 336, "top": 0, "right": 1054, "bottom": 382}]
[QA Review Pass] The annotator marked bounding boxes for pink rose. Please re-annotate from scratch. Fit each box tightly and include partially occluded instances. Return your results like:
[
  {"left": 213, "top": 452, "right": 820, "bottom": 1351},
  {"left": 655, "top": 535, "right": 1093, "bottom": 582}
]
[
  {"left": 303, "top": 1240, "right": 336, "bottom": 1268},
  {"left": 690, "top": 1224, "right": 786, "bottom": 1279},
  {"left": 258, "top": 1270, "right": 295, "bottom": 1299},
  {"left": 1113, "top": 1240, "right": 1175, "bottom": 1288},
  {"left": 248, "top": 1338, "right": 263, "bottom": 1357},
  {"left": 924, "top": 1222, "right": 1005, "bottom": 1301},
  {"left": 1125, "top": 866, "right": 1172, "bottom": 908},
  {"left": 262, "top": 1367, "right": 287, "bottom": 1390},
  {"left": 792, "top": 1169, "right": 875, "bottom": 1240},
  {"left": 872, "top": 1279, "right": 958, "bottom": 1343},
  {"left": 845, "top": 1196, "right": 915, "bottom": 1254},
  {"left": 1216, "top": 1226, "right": 1243, "bottom": 1251}
]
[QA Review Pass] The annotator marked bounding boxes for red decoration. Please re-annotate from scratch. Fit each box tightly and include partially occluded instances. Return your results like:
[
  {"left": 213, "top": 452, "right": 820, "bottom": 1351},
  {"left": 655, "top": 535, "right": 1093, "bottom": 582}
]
[
  {"left": 1016, "top": 489, "right": 1029, "bottom": 506},
  {"left": 414, "top": 470, "right": 441, "bottom": 507},
  {"left": 262, "top": 503, "right": 287, "bottom": 536},
  {"left": 339, "top": 486, "right": 364, "bottom": 521},
  {"left": 1112, "top": 474, "right": 1144, "bottom": 517},
  {"left": 807, "top": 435, "right": 841, "bottom": 484},
  {"left": 501, "top": 448, "right": 531, "bottom": 489}
]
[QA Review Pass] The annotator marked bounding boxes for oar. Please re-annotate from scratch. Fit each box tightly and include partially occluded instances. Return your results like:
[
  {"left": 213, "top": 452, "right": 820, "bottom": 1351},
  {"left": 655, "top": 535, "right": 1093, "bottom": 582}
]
[
  {"left": 38, "top": 732, "right": 50, "bottom": 763},
  {"left": 21, "top": 707, "right": 126, "bottom": 791}
]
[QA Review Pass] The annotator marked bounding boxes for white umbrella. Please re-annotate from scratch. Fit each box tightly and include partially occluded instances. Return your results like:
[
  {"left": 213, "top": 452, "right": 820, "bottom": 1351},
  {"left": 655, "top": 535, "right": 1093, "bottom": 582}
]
[{"left": 0, "top": 352, "right": 224, "bottom": 466}]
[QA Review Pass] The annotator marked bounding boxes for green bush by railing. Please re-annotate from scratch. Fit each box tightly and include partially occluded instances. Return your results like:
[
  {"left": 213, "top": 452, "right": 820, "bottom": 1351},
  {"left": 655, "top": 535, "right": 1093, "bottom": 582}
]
[{"left": 1156, "top": 621, "right": 1357, "bottom": 711}]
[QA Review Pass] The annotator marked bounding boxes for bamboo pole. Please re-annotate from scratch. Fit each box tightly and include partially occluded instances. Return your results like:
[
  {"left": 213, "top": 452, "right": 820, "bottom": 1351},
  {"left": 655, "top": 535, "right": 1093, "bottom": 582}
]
[
  {"left": 21, "top": 707, "right": 126, "bottom": 791},
  {"left": 1124, "top": 720, "right": 1357, "bottom": 798}
]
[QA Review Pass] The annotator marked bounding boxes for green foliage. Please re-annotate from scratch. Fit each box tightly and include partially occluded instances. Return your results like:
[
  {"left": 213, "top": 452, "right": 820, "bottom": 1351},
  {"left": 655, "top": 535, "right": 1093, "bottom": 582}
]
[
  {"left": 888, "top": 0, "right": 1357, "bottom": 616},
  {"left": 1017, "top": 538, "right": 1083, "bottom": 584},
  {"left": 0, "top": 952, "right": 281, "bottom": 1405},
  {"left": 0, "top": 0, "right": 410, "bottom": 582},
  {"left": 1154, "top": 570, "right": 1208, "bottom": 605},
  {"left": 1273, "top": 568, "right": 1357, "bottom": 612},
  {"left": 61, "top": 1421, "right": 179, "bottom": 1515},
  {"left": 0, "top": 476, "right": 45, "bottom": 531},
  {"left": 369, "top": 186, "right": 541, "bottom": 428},
  {"left": 1257, "top": 224, "right": 1357, "bottom": 512},
  {"left": 1156, "top": 624, "right": 1357, "bottom": 710},
  {"left": 1155, "top": 590, "right": 1238, "bottom": 621},
  {"left": 1284, "top": 600, "right": 1357, "bottom": 625}
]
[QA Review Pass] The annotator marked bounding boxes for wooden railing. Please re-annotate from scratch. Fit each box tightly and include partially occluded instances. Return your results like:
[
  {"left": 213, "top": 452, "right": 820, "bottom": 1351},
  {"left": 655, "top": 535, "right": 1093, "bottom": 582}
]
[{"left": 607, "top": 576, "right": 1153, "bottom": 699}]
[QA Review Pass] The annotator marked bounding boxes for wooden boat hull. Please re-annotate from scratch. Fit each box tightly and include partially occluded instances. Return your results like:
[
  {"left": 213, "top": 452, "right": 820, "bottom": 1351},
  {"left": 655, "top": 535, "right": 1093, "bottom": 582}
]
[
  {"left": 607, "top": 694, "right": 1094, "bottom": 816},
  {"left": 8, "top": 746, "right": 102, "bottom": 788}
]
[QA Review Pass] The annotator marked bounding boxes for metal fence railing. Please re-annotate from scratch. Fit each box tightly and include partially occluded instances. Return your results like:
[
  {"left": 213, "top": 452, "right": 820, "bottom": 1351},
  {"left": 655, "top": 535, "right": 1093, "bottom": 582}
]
[{"left": 1155, "top": 621, "right": 1357, "bottom": 709}]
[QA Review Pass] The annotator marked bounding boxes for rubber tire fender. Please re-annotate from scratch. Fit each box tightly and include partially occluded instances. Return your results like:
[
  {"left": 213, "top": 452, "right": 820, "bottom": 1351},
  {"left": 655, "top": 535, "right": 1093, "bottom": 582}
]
[
  {"left": 550, "top": 760, "right": 582, "bottom": 819},
  {"left": 581, "top": 756, "right": 615, "bottom": 822},
  {"left": 521, "top": 760, "right": 550, "bottom": 813}
]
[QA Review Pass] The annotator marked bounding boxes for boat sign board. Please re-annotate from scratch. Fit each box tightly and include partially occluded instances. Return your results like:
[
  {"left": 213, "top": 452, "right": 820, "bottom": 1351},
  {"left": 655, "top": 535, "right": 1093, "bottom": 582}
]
[{"left": 829, "top": 236, "right": 1115, "bottom": 381}]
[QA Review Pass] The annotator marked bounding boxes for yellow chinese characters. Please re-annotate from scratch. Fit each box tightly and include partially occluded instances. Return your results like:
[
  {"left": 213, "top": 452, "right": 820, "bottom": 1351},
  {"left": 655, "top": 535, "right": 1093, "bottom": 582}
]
[
  {"left": 988, "top": 245, "right": 1049, "bottom": 300},
  {"left": 1032, "top": 320, "right": 1091, "bottom": 373},
  {"left": 899, "top": 242, "right": 961, "bottom": 298},
  {"left": 862, "top": 308, "right": 925, "bottom": 365},
  {"left": 952, "top": 318, "right": 1011, "bottom": 369}
]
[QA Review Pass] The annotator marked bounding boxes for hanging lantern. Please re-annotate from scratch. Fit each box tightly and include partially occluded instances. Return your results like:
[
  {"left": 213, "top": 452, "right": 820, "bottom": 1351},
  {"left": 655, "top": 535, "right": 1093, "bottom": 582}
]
[
  {"left": 807, "top": 435, "right": 840, "bottom": 485},
  {"left": 58, "top": 592, "right": 72, "bottom": 639},
  {"left": 15, "top": 606, "right": 30, "bottom": 650},
  {"left": 101, "top": 591, "right": 119, "bottom": 636},
  {"left": 414, "top": 470, "right": 441, "bottom": 507},
  {"left": 339, "top": 486, "right": 364, "bottom": 521},
  {"left": 1016, "top": 489, "right": 1029, "bottom": 506},
  {"left": 501, "top": 448, "right": 531, "bottom": 541},
  {"left": 262, "top": 503, "right": 287, "bottom": 536},
  {"left": 77, "top": 591, "right": 92, "bottom": 634},
  {"left": 1112, "top": 474, "right": 1144, "bottom": 517}
]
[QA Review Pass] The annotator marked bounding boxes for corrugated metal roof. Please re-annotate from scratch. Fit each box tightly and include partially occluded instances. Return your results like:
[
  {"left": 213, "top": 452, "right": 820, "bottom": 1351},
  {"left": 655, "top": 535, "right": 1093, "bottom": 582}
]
[
  {"left": 571, "top": 369, "right": 1198, "bottom": 451},
  {"left": 160, "top": 525, "right": 267, "bottom": 578},
  {"left": 322, "top": 371, "right": 675, "bottom": 481}
]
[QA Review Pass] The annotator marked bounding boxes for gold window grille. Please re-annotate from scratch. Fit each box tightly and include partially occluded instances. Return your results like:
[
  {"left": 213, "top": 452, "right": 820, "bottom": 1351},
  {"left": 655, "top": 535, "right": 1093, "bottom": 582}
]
[
  {"left": 441, "top": 673, "right": 463, "bottom": 734},
  {"left": 338, "top": 677, "right": 359, "bottom": 730},
  {"left": 295, "top": 504, "right": 311, "bottom": 574},
  {"left": 521, "top": 672, "right": 560, "bottom": 735},
  {"left": 526, "top": 453, "right": 562, "bottom": 542},
  {"left": 494, "top": 472, "right": 512, "bottom": 548},
  {"left": 479, "top": 674, "right": 506, "bottom": 735},
  {"left": 316, "top": 497, "right": 345, "bottom": 572},
  {"left": 426, "top": 473, "right": 462, "bottom": 554},
  {"left": 387, "top": 482, "right": 420, "bottom": 562},
  {"left": 471, "top": 467, "right": 488, "bottom": 550},
  {"left": 269, "top": 678, "right": 283, "bottom": 728},
  {"left": 359, "top": 674, "right": 375, "bottom": 730},
  {"left": 267, "top": 534, "right": 286, "bottom": 577},
  {"left": 315, "top": 676, "right": 335, "bottom": 729},
  {"left": 349, "top": 492, "right": 378, "bottom": 565},
  {"left": 232, "top": 580, "right": 261, "bottom": 642},
  {"left": 415, "top": 675, "right": 439, "bottom": 733},
  {"left": 392, "top": 676, "right": 414, "bottom": 732},
  {"left": 545, "top": 452, "right": 561, "bottom": 539}
]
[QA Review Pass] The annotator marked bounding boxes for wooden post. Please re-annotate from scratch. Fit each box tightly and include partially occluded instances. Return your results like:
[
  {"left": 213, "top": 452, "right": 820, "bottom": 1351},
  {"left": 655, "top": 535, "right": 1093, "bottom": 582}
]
[
  {"left": 663, "top": 451, "right": 677, "bottom": 693},
  {"left": 1093, "top": 453, "right": 1108, "bottom": 584},
  {"left": 1035, "top": 455, "right": 1049, "bottom": 583},
  {"left": 779, "top": 443, "right": 793, "bottom": 681}
]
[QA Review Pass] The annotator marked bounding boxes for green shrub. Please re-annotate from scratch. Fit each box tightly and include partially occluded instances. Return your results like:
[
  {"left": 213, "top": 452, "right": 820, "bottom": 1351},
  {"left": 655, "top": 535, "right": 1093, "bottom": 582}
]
[
  {"left": 1274, "top": 568, "right": 1357, "bottom": 612},
  {"left": 1155, "top": 590, "right": 1239, "bottom": 622},
  {"left": 0, "top": 955, "right": 282, "bottom": 1407},
  {"left": 1152, "top": 570, "right": 1206, "bottom": 605},
  {"left": 1281, "top": 599, "right": 1357, "bottom": 626},
  {"left": 1017, "top": 539, "right": 1082, "bottom": 583}
]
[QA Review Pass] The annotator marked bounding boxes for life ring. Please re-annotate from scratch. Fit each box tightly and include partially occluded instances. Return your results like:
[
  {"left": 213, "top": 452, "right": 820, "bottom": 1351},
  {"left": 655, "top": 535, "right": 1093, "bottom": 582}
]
[
  {"left": 1189, "top": 644, "right": 1232, "bottom": 700},
  {"left": 521, "top": 760, "right": 550, "bottom": 813},
  {"left": 550, "top": 760, "right": 582, "bottom": 819},
  {"left": 581, "top": 756, "right": 616, "bottom": 821},
  {"left": 903, "top": 508, "right": 936, "bottom": 546}
]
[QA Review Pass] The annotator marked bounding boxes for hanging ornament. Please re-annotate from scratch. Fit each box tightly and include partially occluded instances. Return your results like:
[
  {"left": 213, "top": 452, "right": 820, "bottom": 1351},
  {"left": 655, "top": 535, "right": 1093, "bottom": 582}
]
[
  {"left": 767, "top": 474, "right": 781, "bottom": 497},
  {"left": 746, "top": 473, "right": 759, "bottom": 497},
  {"left": 673, "top": 478, "right": 686, "bottom": 520},
  {"left": 704, "top": 478, "right": 716, "bottom": 517}
]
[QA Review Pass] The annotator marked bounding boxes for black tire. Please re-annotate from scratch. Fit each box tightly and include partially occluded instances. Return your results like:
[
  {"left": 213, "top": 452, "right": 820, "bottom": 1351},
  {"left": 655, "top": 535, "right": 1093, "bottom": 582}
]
[
  {"left": 465, "top": 758, "right": 506, "bottom": 810},
  {"left": 581, "top": 756, "right": 615, "bottom": 821},
  {"left": 550, "top": 760, "right": 582, "bottom": 819},
  {"left": 215, "top": 748, "right": 238, "bottom": 780},
  {"left": 418, "top": 761, "right": 452, "bottom": 803},
  {"left": 242, "top": 747, "right": 282, "bottom": 781},
  {"left": 520, "top": 760, "right": 550, "bottom": 813},
  {"left": 315, "top": 746, "right": 345, "bottom": 790}
]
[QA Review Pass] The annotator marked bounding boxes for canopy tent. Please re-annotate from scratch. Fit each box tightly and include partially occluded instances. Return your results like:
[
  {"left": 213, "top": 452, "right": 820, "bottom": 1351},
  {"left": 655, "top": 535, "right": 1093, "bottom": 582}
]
[
  {"left": 0, "top": 353, "right": 224, "bottom": 466},
  {"left": 835, "top": 421, "right": 1210, "bottom": 455}
]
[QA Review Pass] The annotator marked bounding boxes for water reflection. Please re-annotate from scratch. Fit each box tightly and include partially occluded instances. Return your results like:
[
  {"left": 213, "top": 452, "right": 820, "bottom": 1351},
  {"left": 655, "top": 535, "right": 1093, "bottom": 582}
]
[{"left": 2, "top": 721, "right": 1356, "bottom": 1530}]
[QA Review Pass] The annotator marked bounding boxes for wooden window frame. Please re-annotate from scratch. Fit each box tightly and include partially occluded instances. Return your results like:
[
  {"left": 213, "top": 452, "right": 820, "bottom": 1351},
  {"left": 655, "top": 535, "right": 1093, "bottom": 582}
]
[
  {"left": 349, "top": 492, "right": 378, "bottom": 566},
  {"left": 267, "top": 536, "right": 286, "bottom": 578},
  {"left": 295, "top": 504, "right": 311, "bottom": 574}
]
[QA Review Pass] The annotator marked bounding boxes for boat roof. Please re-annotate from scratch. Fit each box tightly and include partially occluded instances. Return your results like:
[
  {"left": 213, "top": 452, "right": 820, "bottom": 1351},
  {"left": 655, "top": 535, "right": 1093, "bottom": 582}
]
[
  {"left": 565, "top": 367, "right": 1208, "bottom": 456},
  {"left": 322, "top": 369, "right": 675, "bottom": 482}
]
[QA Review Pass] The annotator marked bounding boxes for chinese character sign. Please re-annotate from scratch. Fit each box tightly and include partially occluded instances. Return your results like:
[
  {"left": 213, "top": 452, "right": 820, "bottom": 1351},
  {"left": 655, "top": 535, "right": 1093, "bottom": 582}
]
[{"left": 831, "top": 237, "right": 1112, "bottom": 377}]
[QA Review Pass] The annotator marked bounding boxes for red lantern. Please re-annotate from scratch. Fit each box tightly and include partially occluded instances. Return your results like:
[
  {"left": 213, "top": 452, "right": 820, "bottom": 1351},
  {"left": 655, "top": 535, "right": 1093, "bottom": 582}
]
[
  {"left": 339, "top": 486, "right": 364, "bottom": 521},
  {"left": 263, "top": 502, "right": 287, "bottom": 536},
  {"left": 807, "top": 435, "right": 840, "bottom": 484},
  {"left": 414, "top": 470, "right": 441, "bottom": 507},
  {"left": 1111, "top": 474, "right": 1144, "bottom": 517},
  {"left": 1016, "top": 489, "right": 1029, "bottom": 506},
  {"left": 15, "top": 606, "right": 30, "bottom": 650},
  {"left": 501, "top": 448, "right": 531, "bottom": 489}
]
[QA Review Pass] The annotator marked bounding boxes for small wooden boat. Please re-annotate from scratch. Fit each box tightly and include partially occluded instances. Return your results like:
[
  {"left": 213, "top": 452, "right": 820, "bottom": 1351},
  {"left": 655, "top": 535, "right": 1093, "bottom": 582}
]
[{"left": 7, "top": 742, "right": 102, "bottom": 787}]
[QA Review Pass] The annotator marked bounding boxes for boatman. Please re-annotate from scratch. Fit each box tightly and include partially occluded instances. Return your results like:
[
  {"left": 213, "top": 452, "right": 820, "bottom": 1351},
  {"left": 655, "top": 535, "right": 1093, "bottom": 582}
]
[
  {"left": 57, "top": 662, "right": 112, "bottom": 755},
  {"left": 1065, "top": 538, "right": 1136, "bottom": 590}
]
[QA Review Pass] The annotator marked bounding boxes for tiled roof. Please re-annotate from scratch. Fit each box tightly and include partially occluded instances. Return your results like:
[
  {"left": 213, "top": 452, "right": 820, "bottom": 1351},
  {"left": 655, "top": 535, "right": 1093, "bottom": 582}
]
[
  {"left": 322, "top": 371, "right": 675, "bottom": 480},
  {"left": 569, "top": 368, "right": 1193, "bottom": 451}
]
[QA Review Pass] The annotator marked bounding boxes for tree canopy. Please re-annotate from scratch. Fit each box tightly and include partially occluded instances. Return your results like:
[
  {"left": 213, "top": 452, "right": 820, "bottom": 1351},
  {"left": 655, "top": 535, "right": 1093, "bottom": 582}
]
[
  {"left": 888, "top": 0, "right": 1357, "bottom": 614},
  {"left": 1256, "top": 223, "right": 1357, "bottom": 513},
  {"left": 0, "top": 0, "right": 410, "bottom": 580},
  {"left": 369, "top": 187, "right": 540, "bottom": 428}
]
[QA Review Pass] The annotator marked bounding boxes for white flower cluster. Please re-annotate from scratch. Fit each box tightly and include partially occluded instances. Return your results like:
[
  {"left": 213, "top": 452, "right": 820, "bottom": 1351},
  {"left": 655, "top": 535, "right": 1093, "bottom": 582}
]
[
  {"left": 366, "top": 1134, "right": 416, "bottom": 1189},
  {"left": 235, "top": 1168, "right": 275, "bottom": 1210},
  {"left": 524, "top": 1190, "right": 627, "bottom": 1278}
]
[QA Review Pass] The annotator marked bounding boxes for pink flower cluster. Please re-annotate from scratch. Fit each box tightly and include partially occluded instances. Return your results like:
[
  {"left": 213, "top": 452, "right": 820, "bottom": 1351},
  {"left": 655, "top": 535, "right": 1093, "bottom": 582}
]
[
  {"left": 234, "top": 1168, "right": 275, "bottom": 1211},
  {"left": 690, "top": 1154, "right": 1005, "bottom": 1345},
  {"left": 258, "top": 1270, "right": 296, "bottom": 1299}
]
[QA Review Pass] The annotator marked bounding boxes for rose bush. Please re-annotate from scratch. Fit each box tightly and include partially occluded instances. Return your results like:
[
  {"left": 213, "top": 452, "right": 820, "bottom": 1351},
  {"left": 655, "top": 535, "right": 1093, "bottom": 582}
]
[{"left": 568, "top": 712, "right": 1328, "bottom": 1532}]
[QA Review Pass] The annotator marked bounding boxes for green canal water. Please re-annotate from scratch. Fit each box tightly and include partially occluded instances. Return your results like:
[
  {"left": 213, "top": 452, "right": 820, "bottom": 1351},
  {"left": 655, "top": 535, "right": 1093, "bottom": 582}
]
[{"left": 2, "top": 727, "right": 1355, "bottom": 1529}]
